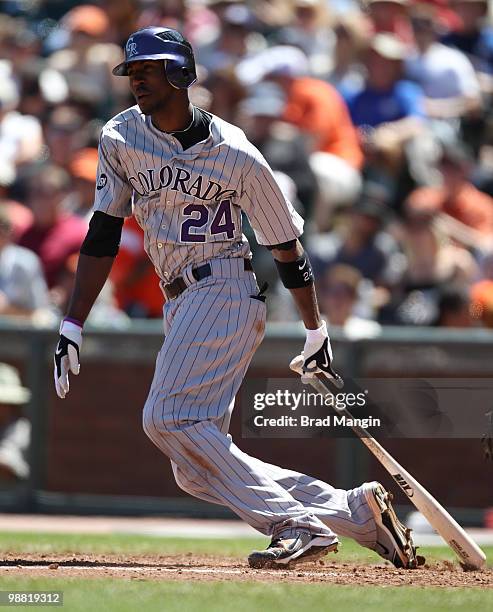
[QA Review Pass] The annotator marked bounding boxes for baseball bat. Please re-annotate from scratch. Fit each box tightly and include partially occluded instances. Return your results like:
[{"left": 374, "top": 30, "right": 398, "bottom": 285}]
[{"left": 290, "top": 355, "right": 486, "bottom": 570}]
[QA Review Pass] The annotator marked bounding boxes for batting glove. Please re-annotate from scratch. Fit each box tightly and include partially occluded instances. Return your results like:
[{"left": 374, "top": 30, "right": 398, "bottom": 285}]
[
  {"left": 301, "top": 321, "right": 344, "bottom": 389},
  {"left": 54, "top": 319, "right": 82, "bottom": 399}
]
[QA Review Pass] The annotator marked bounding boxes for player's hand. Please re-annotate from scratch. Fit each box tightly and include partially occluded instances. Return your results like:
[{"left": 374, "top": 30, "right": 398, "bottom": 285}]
[
  {"left": 300, "top": 321, "right": 343, "bottom": 389},
  {"left": 54, "top": 320, "right": 83, "bottom": 399}
]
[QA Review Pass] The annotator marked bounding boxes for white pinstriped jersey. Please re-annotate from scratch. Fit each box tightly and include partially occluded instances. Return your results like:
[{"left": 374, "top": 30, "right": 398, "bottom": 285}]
[{"left": 93, "top": 105, "right": 304, "bottom": 283}]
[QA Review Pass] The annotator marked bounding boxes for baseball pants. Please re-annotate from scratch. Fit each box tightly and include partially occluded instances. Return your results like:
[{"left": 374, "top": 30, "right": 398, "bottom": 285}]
[{"left": 142, "top": 258, "right": 375, "bottom": 545}]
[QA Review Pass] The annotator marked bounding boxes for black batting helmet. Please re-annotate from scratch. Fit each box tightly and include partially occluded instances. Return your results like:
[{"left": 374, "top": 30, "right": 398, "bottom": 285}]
[{"left": 112, "top": 27, "right": 197, "bottom": 89}]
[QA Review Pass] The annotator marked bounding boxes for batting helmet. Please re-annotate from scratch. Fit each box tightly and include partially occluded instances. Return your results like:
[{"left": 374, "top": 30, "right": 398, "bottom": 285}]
[{"left": 112, "top": 27, "right": 197, "bottom": 89}]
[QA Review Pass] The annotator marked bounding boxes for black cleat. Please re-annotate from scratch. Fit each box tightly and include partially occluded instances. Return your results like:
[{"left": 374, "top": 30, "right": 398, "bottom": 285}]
[{"left": 364, "top": 481, "right": 423, "bottom": 569}]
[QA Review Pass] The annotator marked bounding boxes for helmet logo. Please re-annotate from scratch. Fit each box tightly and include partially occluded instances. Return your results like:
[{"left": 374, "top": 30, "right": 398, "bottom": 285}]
[{"left": 126, "top": 37, "right": 138, "bottom": 57}]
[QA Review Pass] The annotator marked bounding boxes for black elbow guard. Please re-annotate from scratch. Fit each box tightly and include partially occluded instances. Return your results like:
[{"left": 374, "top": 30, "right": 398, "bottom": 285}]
[
  {"left": 80, "top": 211, "right": 124, "bottom": 258},
  {"left": 275, "top": 252, "right": 314, "bottom": 289}
]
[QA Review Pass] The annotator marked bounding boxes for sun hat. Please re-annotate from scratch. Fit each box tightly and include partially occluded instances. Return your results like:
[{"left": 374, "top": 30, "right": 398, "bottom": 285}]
[{"left": 0, "top": 364, "right": 31, "bottom": 405}]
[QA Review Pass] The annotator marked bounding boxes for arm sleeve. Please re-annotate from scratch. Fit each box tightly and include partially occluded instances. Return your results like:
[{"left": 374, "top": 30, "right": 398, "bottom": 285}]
[
  {"left": 80, "top": 211, "right": 124, "bottom": 257},
  {"left": 241, "top": 148, "right": 304, "bottom": 246},
  {"left": 93, "top": 130, "right": 133, "bottom": 218}
]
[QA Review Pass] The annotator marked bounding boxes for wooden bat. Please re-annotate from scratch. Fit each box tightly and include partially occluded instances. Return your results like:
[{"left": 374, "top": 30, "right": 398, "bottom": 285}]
[{"left": 290, "top": 355, "right": 486, "bottom": 570}]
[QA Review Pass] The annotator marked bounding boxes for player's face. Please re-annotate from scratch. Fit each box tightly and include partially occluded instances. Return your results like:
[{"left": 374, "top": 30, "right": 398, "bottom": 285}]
[{"left": 128, "top": 60, "right": 175, "bottom": 115}]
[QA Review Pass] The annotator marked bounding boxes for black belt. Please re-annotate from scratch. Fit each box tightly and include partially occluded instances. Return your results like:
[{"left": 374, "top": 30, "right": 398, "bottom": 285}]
[{"left": 164, "top": 259, "right": 254, "bottom": 300}]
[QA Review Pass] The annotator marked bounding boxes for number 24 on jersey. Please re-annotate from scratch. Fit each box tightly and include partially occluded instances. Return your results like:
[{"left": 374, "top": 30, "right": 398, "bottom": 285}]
[{"left": 180, "top": 199, "right": 236, "bottom": 243}]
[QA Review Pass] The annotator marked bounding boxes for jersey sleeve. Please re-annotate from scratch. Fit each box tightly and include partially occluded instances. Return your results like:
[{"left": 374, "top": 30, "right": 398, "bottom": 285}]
[
  {"left": 93, "top": 130, "right": 132, "bottom": 218},
  {"left": 241, "top": 148, "right": 304, "bottom": 246}
]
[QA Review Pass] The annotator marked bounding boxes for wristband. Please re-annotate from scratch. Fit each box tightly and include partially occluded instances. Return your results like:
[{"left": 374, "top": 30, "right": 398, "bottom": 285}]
[
  {"left": 305, "top": 320, "right": 327, "bottom": 344},
  {"left": 61, "top": 318, "right": 83, "bottom": 333}
]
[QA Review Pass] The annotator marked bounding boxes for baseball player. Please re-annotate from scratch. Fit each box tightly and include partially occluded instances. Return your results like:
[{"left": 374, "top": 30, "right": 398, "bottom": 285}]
[{"left": 54, "top": 27, "right": 420, "bottom": 570}]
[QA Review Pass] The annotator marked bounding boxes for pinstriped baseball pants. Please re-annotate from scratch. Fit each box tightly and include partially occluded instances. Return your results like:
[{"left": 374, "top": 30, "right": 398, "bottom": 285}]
[{"left": 142, "top": 259, "right": 375, "bottom": 544}]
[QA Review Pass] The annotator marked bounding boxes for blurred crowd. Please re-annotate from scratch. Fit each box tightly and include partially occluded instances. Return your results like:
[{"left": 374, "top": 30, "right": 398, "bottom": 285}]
[{"left": 2, "top": 0, "right": 493, "bottom": 333}]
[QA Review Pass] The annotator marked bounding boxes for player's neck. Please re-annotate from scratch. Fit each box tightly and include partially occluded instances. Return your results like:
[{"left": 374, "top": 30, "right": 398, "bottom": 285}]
[{"left": 151, "top": 100, "right": 194, "bottom": 134}]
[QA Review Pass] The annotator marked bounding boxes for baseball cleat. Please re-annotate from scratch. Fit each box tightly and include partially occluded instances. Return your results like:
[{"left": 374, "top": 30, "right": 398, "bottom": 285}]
[
  {"left": 248, "top": 533, "right": 338, "bottom": 569},
  {"left": 364, "top": 481, "right": 423, "bottom": 569}
]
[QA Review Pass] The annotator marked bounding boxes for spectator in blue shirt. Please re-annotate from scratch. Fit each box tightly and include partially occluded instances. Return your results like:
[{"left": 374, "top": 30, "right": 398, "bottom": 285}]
[
  {"left": 346, "top": 33, "right": 425, "bottom": 129},
  {"left": 345, "top": 35, "right": 429, "bottom": 213}
]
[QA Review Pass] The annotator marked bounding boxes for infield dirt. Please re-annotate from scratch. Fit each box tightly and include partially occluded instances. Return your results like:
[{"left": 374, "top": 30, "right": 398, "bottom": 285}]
[{"left": 0, "top": 553, "right": 492, "bottom": 587}]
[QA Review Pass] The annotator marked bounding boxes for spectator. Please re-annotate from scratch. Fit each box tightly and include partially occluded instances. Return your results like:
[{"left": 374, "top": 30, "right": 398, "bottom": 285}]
[
  {"left": 102, "top": 0, "right": 141, "bottom": 46},
  {"left": 389, "top": 214, "right": 478, "bottom": 325},
  {"left": 0, "top": 200, "right": 33, "bottom": 241},
  {"left": 110, "top": 218, "right": 164, "bottom": 319},
  {"left": 442, "top": 0, "right": 493, "bottom": 76},
  {"left": 346, "top": 34, "right": 427, "bottom": 202},
  {"left": 365, "top": 0, "right": 414, "bottom": 43},
  {"left": 47, "top": 4, "right": 125, "bottom": 114},
  {"left": 435, "top": 284, "right": 475, "bottom": 327},
  {"left": 471, "top": 279, "right": 493, "bottom": 327},
  {"left": 0, "top": 363, "right": 31, "bottom": 481},
  {"left": 346, "top": 34, "right": 425, "bottom": 129},
  {"left": 466, "top": 250, "right": 493, "bottom": 326},
  {"left": 278, "top": 0, "right": 334, "bottom": 76},
  {"left": 239, "top": 82, "right": 318, "bottom": 218},
  {"left": 401, "top": 211, "right": 479, "bottom": 287},
  {"left": 318, "top": 264, "right": 381, "bottom": 338},
  {"left": 205, "top": 0, "right": 247, "bottom": 21},
  {"left": 197, "top": 3, "right": 262, "bottom": 73},
  {"left": 308, "top": 197, "right": 405, "bottom": 289},
  {"left": 0, "top": 156, "right": 33, "bottom": 241},
  {"left": 0, "top": 16, "right": 42, "bottom": 81},
  {"left": 138, "top": 0, "right": 189, "bottom": 36},
  {"left": 406, "top": 5, "right": 481, "bottom": 122},
  {"left": 327, "top": 14, "right": 369, "bottom": 97},
  {"left": 404, "top": 141, "right": 493, "bottom": 247},
  {"left": 238, "top": 82, "right": 319, "bottom": 284},
  {"left": 0, "top": 205, "right": 49, "bottom": 318},
  {"left": 69, "top": 147, "right": 98, "bottom": 219},
  {"left": 17, "top": 165, "right": 87, "bottom": 288},
  {"left": 44, "top": 105, "right": 92, "bottom": 170},
  {"left": 0, "top": 63, "right": 43, "bottom": 169},
  {"left": 204, "top": 68, "right": 246, "bottom": 124},
  {"left": 52, "top": 253, "right": 129, "bottom": 327},
  {"left": 269, "top": 47, "right": 363, "bottom": 164},
  {"left": 238, "top": 45, "right": 363, "bottom": 229},
  {"left": 238, "top": 46, "right": 363, "bottom": 161}
]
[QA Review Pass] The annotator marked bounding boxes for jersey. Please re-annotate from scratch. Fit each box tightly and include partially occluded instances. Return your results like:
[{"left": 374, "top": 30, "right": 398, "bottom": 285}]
[{"left": 93, "top": 105, "right": 304, "bottom": 285}]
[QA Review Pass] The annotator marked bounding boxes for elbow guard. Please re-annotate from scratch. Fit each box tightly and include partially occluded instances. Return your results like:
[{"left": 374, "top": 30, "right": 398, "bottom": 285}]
[
  {"left": 80, "top": 211, "right": 124, "bottom": 258},
  {"left": 275, "top": 252, "right": 314, "bottom": 289}
]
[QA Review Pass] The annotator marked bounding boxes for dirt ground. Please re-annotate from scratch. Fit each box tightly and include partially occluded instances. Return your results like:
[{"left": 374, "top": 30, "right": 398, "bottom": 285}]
[{"left": 0, "top": 553, "right": 492, "bottom": 587}]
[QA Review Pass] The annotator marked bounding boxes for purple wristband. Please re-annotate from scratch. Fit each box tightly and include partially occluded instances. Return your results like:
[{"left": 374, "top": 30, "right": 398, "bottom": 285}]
[{"left": 63, "top": 317, "right": 83, "bottom": 328}]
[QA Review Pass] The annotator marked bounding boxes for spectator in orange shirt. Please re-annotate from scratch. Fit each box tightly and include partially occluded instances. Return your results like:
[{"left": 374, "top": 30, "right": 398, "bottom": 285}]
[
  {"left": 237, "top": 45, "right": 363, "bottom": 231},
  {"left": 281, "top": 73, "right": 364, "bottom": 168},
  {"left": 280, "top": 63, "right": 363, "bottom": 230},
  {"left": 110, "top": 216, "right": 164, "bottom": 318},
  {"left": 405, "top": 142, "right": 493, "bottom": 247}
]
